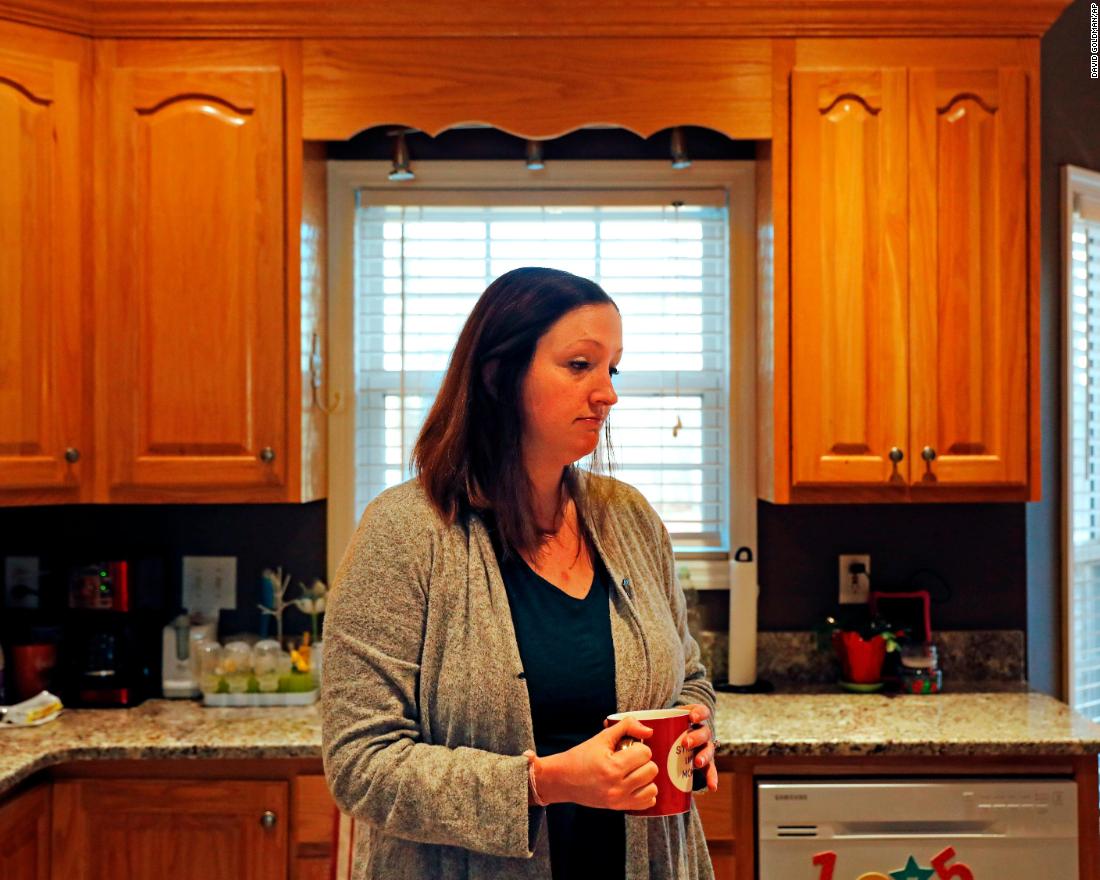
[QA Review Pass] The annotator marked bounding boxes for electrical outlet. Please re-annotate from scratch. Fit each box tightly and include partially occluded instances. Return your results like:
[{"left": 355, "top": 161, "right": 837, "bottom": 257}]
[{"left": 838, "top": 554, "right": 871, "bottom": 604}]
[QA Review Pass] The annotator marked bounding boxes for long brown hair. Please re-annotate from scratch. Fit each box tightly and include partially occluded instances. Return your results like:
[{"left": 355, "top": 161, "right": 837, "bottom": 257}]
[{"left": 412, "top": 267, "right": 618, "bottom": 559}]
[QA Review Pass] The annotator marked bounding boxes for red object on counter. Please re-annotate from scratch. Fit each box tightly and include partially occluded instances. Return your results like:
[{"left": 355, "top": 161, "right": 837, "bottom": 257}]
[
  {"left": 77, "top": 687, "right": 131, "bottom": 706},
  {"left": 832, "top": 630, "right": 888, "bottom": 683},
  {"left": 11, "top": 642, "right": 58, "bottom": 701},
  {"left": 109, "top": 561, "right": 129, "bottom": 611}
]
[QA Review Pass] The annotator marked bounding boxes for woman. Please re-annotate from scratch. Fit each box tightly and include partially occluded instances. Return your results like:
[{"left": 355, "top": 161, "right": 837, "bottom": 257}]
[{"left": 322, "top": 267, "right": 719, "bottom": 880}]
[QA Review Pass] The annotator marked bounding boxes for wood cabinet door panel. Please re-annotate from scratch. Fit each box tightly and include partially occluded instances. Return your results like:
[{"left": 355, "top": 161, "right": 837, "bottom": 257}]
[
  {"left": 708, "top": 841, "right": 736, "bottom": 880},
  {"left": 791, "top": 68, "right": 910, "bottom": 486},
  {"left": 51, "top": 778, "right": 287, "bottom": 880},
  {"left": 909, "top": 67, "right": 1029, "bottom": 488},
  {"left": 694, "top": 771, "right": 736, "bottom": 840},
  {"left": 104, "top": 64, "right": 287, "bottom": 493},
  {"left": 0, "top": 39, "right": 85, "bottom": 494},
  {"left": 0, "top": 785, "right": 50, "bottom": 880},
  {"left": 293, "top": 773, "right": 335, "bottom": 846}
]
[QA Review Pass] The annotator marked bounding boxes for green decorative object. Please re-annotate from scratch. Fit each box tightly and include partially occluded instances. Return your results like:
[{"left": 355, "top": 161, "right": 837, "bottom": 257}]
[
  {"left": 278, "top": 672, "right": 316, "bottom": 693},
  {"left": 889, "top": 856, "right": 935, "bottom": 880}
]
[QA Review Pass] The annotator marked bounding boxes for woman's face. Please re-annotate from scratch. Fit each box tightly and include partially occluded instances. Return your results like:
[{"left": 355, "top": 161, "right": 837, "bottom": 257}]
[{"left": 520, "top": 303, "right": 622, "bottom": 471}]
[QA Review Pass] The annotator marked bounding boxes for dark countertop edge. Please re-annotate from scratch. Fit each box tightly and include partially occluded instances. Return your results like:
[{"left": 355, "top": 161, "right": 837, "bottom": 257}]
[
  {"left": 714, "top": 741, "right": 1100, "bottom": 758},
  {"left": 5, "top": 738, "right": 1100, "bottom": 800},
  {"left": 730, "top": 680, "right": 1033, "bottom": 695},
  {"left": 0, "top": 743, "right": 322, "bottom": 799}
]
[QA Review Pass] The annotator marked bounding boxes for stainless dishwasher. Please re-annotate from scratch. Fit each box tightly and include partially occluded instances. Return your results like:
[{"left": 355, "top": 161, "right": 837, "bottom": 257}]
[{"left": 758, "top": 778, "right": 1079, "bottom": 879}]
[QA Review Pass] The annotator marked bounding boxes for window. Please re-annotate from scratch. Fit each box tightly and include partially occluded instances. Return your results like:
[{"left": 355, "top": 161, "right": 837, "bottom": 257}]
[
  {"left": 355, "top": 200, "right": 727, "bottom": 538},
  {"left": 327, "top": 162, "right": 756, "bottom": 587},
  {"left": 1064, "top": 164, "right": 1100, "bottom": 720}
]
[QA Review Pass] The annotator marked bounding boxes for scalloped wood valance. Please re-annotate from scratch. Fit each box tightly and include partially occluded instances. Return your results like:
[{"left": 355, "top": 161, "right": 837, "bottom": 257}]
[{"left": 0, "top": 0, "right": 1073, "bottom": 39}]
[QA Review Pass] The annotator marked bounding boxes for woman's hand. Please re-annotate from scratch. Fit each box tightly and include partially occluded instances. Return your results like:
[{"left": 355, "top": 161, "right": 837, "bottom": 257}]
[
  {"left": 678, "top": 703, "right": 719, "bottom": 793},
  {"left": 536, "top": 716, "right": 659, "bottom": 811}
]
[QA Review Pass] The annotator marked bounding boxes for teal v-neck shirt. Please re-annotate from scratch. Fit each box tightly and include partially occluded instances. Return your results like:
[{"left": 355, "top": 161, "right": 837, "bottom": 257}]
[{"left": 497, "top": 546, "right": 625, "bottom": 880}]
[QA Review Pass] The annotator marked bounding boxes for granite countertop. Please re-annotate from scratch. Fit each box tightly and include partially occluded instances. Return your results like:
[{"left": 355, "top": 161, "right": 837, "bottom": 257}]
[
  {"left": 710, "top": 690, "right": 1100, "bottom": 758},
  {"left": 0, "top": 700, "right": 322, "bottom": 798},
  {"left": 2, "top": 691, "right": 1100, "bottom": 798}
]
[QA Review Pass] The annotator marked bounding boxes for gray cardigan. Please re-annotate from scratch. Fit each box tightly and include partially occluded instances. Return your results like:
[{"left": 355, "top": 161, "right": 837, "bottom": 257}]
[{"left": 321, "top": 475, "right": 717, "bottom": 880}]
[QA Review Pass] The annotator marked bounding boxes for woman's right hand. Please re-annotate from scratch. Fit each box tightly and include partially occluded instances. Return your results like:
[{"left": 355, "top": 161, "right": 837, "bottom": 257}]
[{"left": 536, "top": 716, "right": 659, "bottom": 810}]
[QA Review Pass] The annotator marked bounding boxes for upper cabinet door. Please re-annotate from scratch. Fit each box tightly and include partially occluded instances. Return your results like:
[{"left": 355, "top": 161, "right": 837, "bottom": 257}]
[
  {"left": 908, "top": 67, "right": 1030, "bottom": 488},
  {"left": 103, "top": 62, "right": 287, "bottom": 496},
  {"left": 790, "top": 69, "right": 910, "bottom": 488},
  {"left": 0, "top": 34, "right": 87, "bottom": 499}
]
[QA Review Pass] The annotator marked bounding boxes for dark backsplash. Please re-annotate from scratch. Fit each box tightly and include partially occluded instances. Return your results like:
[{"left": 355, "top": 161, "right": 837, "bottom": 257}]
[
  {"left": 0, "top": 497, "right": 1024, "bottom": 637},
  {"left": 0, "top": 501, "right": 327, "bottom": 640},
  {"left": 756, "top": 500, "right": 1026, "bottom": 631}
]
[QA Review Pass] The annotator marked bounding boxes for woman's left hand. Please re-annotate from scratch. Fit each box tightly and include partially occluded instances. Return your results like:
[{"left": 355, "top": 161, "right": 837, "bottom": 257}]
[{"left": 679, "top": 704, "right": 719, "bottom": 793}]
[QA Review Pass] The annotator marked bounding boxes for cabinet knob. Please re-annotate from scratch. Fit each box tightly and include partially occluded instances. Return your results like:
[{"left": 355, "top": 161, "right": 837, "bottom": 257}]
[
  {"left": 921, "top": 446, "right": 937, "bottom": 462},
  {"left": 260, "top": 810, "right": 277, "bottom": 830},
  {"left": 888, "top": 447, "right": 904, "bottom": 463},
  {"left": 64, "top": 447, "right": 80, "bottom": 463},
  {"left": 259, "top": 447, "right": 275, "bottom": 463}
]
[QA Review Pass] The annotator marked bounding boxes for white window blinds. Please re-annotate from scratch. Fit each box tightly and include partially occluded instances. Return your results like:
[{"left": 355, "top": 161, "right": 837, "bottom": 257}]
[
  {"left": 1068, "top": 166, "right": 1100, "bottom": 721},
  {"left": 353, "top": 196, "right": 730, "bottom": 548}
]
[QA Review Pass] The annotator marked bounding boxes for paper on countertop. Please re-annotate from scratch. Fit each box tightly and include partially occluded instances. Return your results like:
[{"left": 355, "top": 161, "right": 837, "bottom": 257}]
[{"left": 0, "top": 690, "right": 64, "bottom": 727}]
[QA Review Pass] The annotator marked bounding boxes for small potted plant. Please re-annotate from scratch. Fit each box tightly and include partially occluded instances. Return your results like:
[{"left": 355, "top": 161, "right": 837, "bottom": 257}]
[{"left": 817, "top": 611, "right": 903, "bottom": 691}]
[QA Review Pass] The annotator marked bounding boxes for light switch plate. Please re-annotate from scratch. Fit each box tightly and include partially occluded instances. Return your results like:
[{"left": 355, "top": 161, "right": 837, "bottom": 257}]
[
  {"left": 182, "top": 555, "right": 237, "bottom": 619},
  {"left": 4, "top": 556, "right": 40, "bottom": 608}
]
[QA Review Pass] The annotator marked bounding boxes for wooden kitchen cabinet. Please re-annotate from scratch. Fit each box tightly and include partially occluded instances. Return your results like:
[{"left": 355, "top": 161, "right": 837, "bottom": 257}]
[
  {"left": 790, "top": 66, "right": 910, "bottom": 491},
  {"left": 695, "top": 770, "right": 737, "bottom": 880},
  {"left": 907, "top": 66, "right": 1030, "bottom": 492},
  {"left": 84, "top": 40, "right": 327, "bottom": 504},
  {"left": 50, "top": 777, "right": 288, "bottom": 880},
  {"left": 0, "top": 783, "right": 50, "bottom": 880},
  {"left": 94, "top": 40, "right": 323, "bottom": 502},
  {"left": 764, "top": 39, "right": 1039, "bottom": 503},
  {"left": 0, "top": 27, "right": 325, "bottom": 507},
  {"left": 294, "top": 774, "right": 336, "bottom": 880},
  {"left": 0, "top": 21, "right": 91, "bottom": 505}
]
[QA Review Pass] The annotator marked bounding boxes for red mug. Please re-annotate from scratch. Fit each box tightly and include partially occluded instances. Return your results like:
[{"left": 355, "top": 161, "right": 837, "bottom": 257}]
[
  {"left": 607, "top": 708, "right": 694, "bottom": 817},
  {"left": 11, "top": 642, "right": 58, "bottom": 702}
]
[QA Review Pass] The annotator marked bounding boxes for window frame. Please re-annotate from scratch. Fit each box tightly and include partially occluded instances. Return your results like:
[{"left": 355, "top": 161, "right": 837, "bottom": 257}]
[
  {"left": 325, "top": 160, "right": 756, "bottom": 590},
  {"left": 1062, "top": 163, "right": 1100, "bottom": 715}
]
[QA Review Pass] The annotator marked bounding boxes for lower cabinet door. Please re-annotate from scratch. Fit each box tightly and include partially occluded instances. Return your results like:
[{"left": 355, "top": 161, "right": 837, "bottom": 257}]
[
  {"left": 50, "top": 778, "right": 288, "bottom": 880},
  {"left": 0, "top": 784, "right": 50, "bottom": 880},
  {"left": 695, "top": 771, "right": 737, "bottom": 880},
  {"left": 294, "top": 774, "right": 337, "bottom": 880},
  {"left": 707, "top": 842, "right": 736, "bottom": 880}
]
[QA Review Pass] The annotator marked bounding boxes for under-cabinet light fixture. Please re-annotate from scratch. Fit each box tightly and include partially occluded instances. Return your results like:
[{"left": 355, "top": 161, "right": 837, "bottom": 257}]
[
  {"left": 670, "top": 127, "right": 692, "bottom": 170},
  {"left": 525, "top": 140, "right": 545, "bottom": 171},
  {"left": 388, "top": 129, "right": 415, "bottom": 181}
]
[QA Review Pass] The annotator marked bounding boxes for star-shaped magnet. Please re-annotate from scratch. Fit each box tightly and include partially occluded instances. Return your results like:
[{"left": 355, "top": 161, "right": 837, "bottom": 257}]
[{"left": 889, "top": 856, "right": 935, "bottom": 880}]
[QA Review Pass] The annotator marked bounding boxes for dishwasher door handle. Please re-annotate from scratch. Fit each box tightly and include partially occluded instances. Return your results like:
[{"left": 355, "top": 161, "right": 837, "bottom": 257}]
[{"left": 833, "top": 820, "right": 1004, "bottom": 839}]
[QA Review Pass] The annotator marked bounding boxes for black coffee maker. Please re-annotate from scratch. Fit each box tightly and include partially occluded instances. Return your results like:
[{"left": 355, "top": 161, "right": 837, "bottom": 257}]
[{"left": 63, "top": 561, "right": 162, "bottom": 707}]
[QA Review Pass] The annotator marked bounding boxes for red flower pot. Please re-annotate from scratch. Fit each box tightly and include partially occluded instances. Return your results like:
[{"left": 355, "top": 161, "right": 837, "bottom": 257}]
[{"left": 832, "top": 631, "right": 887, "bottom": 684}]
